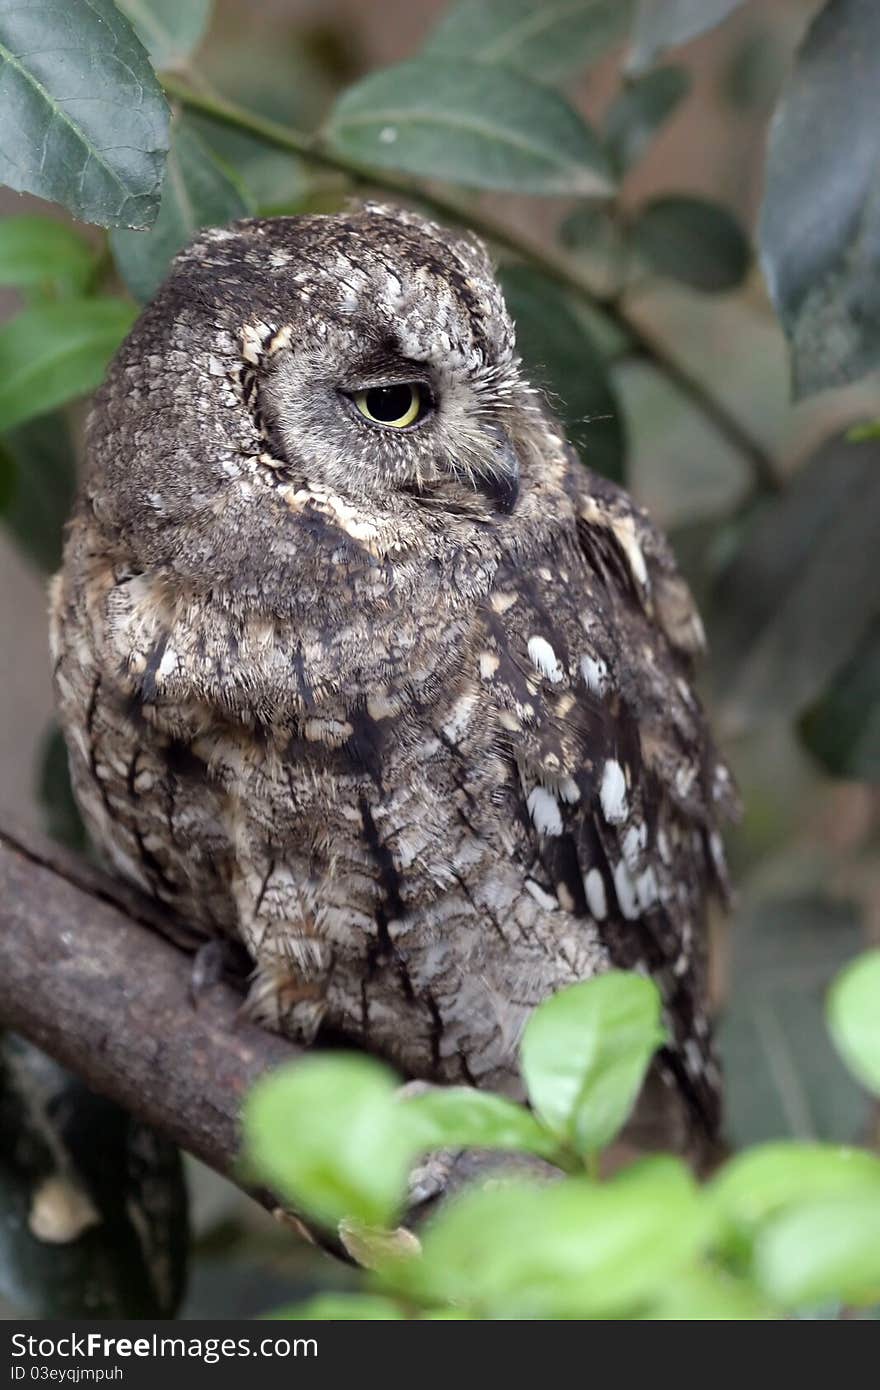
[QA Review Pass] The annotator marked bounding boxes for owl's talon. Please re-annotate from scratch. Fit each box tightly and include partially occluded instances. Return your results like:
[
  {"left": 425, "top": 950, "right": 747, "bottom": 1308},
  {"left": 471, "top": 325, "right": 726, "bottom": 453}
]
[{"left": 189, "top": 938, "right": 248, "bottom": 1007}]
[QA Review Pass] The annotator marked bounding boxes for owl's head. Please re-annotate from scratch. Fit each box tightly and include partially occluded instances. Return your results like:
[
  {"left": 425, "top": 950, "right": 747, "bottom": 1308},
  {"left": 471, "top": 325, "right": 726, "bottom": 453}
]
[{"left": 86, "top": 204, "right": 562, "bottom": 606}]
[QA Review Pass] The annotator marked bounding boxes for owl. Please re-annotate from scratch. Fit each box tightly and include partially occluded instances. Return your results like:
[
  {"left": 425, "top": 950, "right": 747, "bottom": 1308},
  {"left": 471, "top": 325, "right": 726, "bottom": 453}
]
[{"left": 51, "top": 204, "right": 736, "bottom": 1163}]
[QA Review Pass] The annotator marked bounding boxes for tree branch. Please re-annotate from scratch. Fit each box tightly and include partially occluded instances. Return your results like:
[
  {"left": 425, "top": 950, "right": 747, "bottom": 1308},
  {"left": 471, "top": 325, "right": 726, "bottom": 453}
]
[
  {"left": 0, "top": 819, "right": 297, "bottom": 1204},
  {"left": 0, "top": 820, "right": 536, "bottom": 1256},
  {"left": 161, "top": 71, "right": 780, "bottom": 496}
]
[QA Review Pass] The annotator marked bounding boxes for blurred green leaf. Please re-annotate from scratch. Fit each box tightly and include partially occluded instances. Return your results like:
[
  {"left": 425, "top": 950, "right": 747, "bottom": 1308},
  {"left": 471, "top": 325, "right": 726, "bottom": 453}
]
[
  {"left": 111, "top": 120, "right": 251, "bottom": 303},
  {"left": 424, "top": 0, "right": 635, "bottom": 84},
  {"left": 714, "top": 433, "right": 880, "bottom": 730},
  {"left": 271, "top": 1293, "right": 405, "bottom": 1320},
  {"left": 0, "top": 299, "right": 136, "bottom": 434},
  {"left": 717, "top": 895, "right": 870, "bottom": 1146},
  {"left": 0, "top": 0, "right": 169, "bottom": 228},
  {"left": 605, "top": 67, "right": 690, "bottom": 172},
  {"left": 243, "top": 1055, "right": 416, "bottom": 1230},
  {"left": 403, "top": 1087, "right": 560, "bottom": 1161},
  {"left": 38, "top": 724, "right": 86, "bottom": 852},
  {"left": 324, "top": 59, "right": 613, "bottom": 197},
  {"left": 519, "top": 973, "right": 665, "bottom": 1157},
  {"left": 628, "top": 0, "right": 747, "bottom": 73},
  {"left": 117, "top": 0, "right": 212, "bottom": 69},
  {"left": 760, "top": 0, "right": 880, "bottom": 396},
  {"left": 559, "top": 199, "right": 617, "bottom": 253},
  {"left": 500, "top": 264, "right": 626, "bottom": 480},
  {"left": 847, "top": 419, "right": 880, "bottom": 442},
  {"left": 393, "top": 1161, "right": 707, "bottom": 1318},
  {"left": 631, "top": 195, "right": 750, "bottom": 291},
  {"left": 709, "top": 1141, "right": 880, "bottom": 1258},
  {"left": 643, "top": 1266, "right": 776, "bottom": 1320},
  {"left": 0, "top": 1036, "right": 188, "bottom": 1318},
  {"left": 0, "top": 217, "right": 95, "bottom": 295},
  {"left": 0, "top": 412, "right": 77, "bottom": 572},
  {"left": 755, "top": 1192, "right": 880, "bottom": 1308},
  {"left": 828, "top": 951, "right": 880, "bottom": 1097},
  {"left": 800, "top": 620, "right": 880, "bottom": 783}
]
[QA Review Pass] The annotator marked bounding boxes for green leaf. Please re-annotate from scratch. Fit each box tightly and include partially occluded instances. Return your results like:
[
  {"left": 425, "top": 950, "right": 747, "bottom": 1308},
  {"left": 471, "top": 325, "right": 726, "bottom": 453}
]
[
  {"left": 500, "top": 264, "right": 625, "bottom": 481},
  {"left": 800, "top": 621, "right": 880, "bottom": 783},
  {"left": 717, "top": 895, "right": 870, "bottom": 1146},
  {"left": 628, "top": 0, "right": 748, "bottom": 73},
  {"left": 0, "top": 0, "right": 169, "bottom": 229},
  {"left": 403, "top": 1087, "right": 560, "bottom": 1161},
  {"left": 0, "top": 217, "right": 95, "bottom": 295},
  {"left": 243, "top": 1055, "right": 416, "bottom": 1230},
  {"left": 270, "top": 1294, "right": 405, "bottom": 1320},
  {"left": 755, "top": 1192, "right": 880, "bottom": 1309},
  {"left": 643, "top": 1266, "right": 776, "bottom": 1320},
  {"left": 424, "top": 0, "right": 636, "bottom": 84},
  {"left": 709, "top": 1142, "right": 880, "bottom": 1258},
  {"left": 111, "top": 120, "right": 250, "bottom": 304},
  {"left": 713, "top": 432, "right": 880, "bottom": 731},
  {"left": 393, "top": 1160, "right": 708, "bottom": 1318},
  {"left": 116, "top": 0, "right": 212, "bottom": 69},
  {"left": 631, "top": 195, "right": 750, "bottom": 292},
  {"left": 759, "top": 0, "right": 880, "bottom": 397},
  {"left": 605, "top": 67, "right": 690, "bottom": 173},
  {"left": 828, "top": 951, "right": 880, "bottom": 1097},
  {"left": 38, "top": 724, "right": 86, "bottom": 852},
  {"left": 324, "top": 59, "right": 613, "bottom": 197},
  {"left": 0, "top": 298, "right": 136, "bottom": 434},
  {"left": 0, "top": 412, "right": 77, "bottom": 572},
  {"left": 519, "top": 972, "right": 665, "bottom": 1157}
]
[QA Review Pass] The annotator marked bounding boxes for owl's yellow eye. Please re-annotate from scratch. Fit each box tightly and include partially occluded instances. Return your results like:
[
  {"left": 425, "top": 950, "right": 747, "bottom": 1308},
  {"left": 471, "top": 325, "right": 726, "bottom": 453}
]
[{"left": 353, "top": 383, "right": 424, "bottom": 429}]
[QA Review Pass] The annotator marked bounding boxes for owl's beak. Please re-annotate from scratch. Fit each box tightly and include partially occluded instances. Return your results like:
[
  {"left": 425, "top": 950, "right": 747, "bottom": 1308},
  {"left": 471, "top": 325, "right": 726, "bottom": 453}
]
[{"left": 478, "top": 426, "right": 520, "bottom": 515}]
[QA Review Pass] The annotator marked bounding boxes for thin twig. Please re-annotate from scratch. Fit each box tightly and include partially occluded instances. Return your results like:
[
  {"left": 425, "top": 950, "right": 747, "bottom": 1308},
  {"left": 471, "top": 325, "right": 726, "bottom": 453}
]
[{"left": 160, "top": 71, "right": 780, "bottom": 494}]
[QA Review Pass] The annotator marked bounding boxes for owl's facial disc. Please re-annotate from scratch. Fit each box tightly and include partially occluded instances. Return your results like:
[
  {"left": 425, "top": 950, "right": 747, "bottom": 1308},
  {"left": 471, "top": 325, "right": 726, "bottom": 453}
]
[{"left": 257, "top": 335, "right": 522, "bottom": 517}]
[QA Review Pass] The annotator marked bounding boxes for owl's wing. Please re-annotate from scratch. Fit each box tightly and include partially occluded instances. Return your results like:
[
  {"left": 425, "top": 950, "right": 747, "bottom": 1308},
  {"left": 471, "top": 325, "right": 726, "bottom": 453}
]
[{"left": 481, "top": 462, "right": 737, "bottom": 1140}]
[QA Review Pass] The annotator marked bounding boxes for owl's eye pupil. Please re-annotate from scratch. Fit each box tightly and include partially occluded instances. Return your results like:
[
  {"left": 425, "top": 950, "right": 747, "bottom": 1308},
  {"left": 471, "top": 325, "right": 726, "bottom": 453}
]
[{"left": 352, "top": 383, "right": 424, "bottom": 428}]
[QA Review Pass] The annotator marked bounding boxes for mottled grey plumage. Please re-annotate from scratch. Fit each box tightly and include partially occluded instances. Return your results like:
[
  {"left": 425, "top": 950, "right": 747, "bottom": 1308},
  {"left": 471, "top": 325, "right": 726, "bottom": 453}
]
[{"left": 51, "top": 204, "right": 735, "bottom": 1158}]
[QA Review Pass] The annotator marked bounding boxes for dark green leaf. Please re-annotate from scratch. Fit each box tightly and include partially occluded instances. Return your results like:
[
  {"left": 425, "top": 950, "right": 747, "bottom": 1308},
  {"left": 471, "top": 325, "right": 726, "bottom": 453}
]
[
  {"left": 0, "top": 412, "right": 77, "bottom": 572},
  {"left": 605, "top": 67, "right": 690, "bottom": 172},
  {"left": 559, "top": 199, "right": 616, "bottom": 252},
  {"left": 0, "top": 0, "right": 169, "bottom": 228},
  {"left": 392, "top": 1162, "right": 707, "bottom": 1318},
  {"left": 519, "top": 973, "right": 665, "bottom": 1156},
  {"left": 760, "top": 0, "right": 880, "bottom": 396},
  {"left": 709, "top": 1141, "right": 880, "bottom": 1258},
  {"left": 403, "top": 1087, "right": 560, "bottom": 1161},
  {"left": 827, "top": 951, "right": 880, "bottom": 1097},
  {"left": 116, "top": 0, "right": 212, "bottom": 69},
  {"left": 424, "top": 0, "right": 636, "bottom": 84},
  {"left": 800, "top": 620, "right": 880, "bottom": 783},
  {"left": 713, "top": 432, "right": 880, "bottom": 730},
  {"left": 243, "top": 1055, "right": 417, "bottom": 1230},
  {"left": 111, "top": 120, "right": 250, "bottom": 303},
  {"left": 629, "top": 0, "right": 748, "bottom": 73},
  {"left": 631, "top": 195, "right": 750, "bottom": 291},
  {"left": 0, "top": 299, "right": 136, "bottom": 433},
  {"left": 717, "top": 895, "right": 870, "bottom": 1146},
  {"left": 0, "top": 1036, "right": 188, "bottom": 1318},
  {"left": 324, "top": 59, "right": 613, "bottom": 197},
  {"left": 500, "top": 264, "right": 625, "bottom": 480},
  {"left": 755, "top": 1192, "right": 880, "bottom": 1309},
  {"left": 38, "top": 724, "right": 86, "bottom": 852},
  {"left": 0, "top": 217, "right": 95, "bottom": 294}
]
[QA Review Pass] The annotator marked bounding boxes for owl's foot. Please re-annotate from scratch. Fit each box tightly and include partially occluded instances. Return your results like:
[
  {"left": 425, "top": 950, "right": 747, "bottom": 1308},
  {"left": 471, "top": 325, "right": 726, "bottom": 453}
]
[{"left": 189, "top": 937, "right": 251, "bottom": 1006}]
